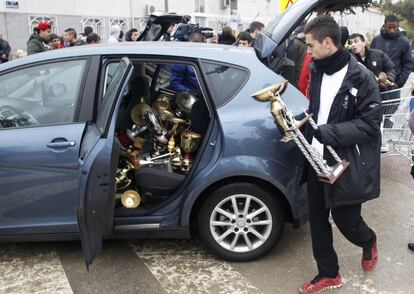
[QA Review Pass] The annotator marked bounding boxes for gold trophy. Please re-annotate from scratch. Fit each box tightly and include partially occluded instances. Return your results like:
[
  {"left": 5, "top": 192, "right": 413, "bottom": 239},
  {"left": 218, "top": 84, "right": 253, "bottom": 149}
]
[
  {"left": 251, "top": 80, "right": 349, "bottom": 184},
  {"left": 121, "top": 190, "right": 141, "bottom": 208},
  {"left": 180, "top": 130, "right": 202, "bottom": 173},
  {"left": 166, "top": 117, "right": 187, "bottom": 154}
]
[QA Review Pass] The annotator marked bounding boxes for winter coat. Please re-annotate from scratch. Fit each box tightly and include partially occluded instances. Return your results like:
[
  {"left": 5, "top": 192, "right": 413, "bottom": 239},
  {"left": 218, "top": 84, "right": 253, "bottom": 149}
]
[
  {"left": 371, "top": 29, "right": 414, "bottom": 87},
  {"left": 287, "top": 34, "right": 308, "bottom": 86},
  {"left": 353, "top": 47, "right": 396, "bottom": 82},
  {"left": 301, "top": 55, "right": 382, "bottom": 208},
  {"left": 218, "top": 33, "right": 236, "bottom": 45},
  {"left": 168, "top": 64, "right": 199, "bottom": 95},
  {"left": 0, "top": 38, "right": 11, "bottom": 62},
  {"left": 27, "top": 34, "right": 50, "bottom": 55}
]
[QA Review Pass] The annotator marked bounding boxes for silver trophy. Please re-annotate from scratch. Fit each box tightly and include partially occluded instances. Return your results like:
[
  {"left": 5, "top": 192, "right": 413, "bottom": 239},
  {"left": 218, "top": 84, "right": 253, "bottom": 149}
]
[{"left": 251, "top": 80, "right": 349, "bottom": 184}]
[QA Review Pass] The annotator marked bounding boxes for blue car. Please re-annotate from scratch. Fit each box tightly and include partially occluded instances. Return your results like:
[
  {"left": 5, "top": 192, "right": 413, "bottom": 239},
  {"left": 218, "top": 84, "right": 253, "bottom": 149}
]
[{"left": 0, "top": 0, "right": 349, "bottom": 266}]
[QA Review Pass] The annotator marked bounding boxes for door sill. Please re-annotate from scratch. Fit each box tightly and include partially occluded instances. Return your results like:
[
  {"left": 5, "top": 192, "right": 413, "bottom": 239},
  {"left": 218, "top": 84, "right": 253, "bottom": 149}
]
[{"left": 114, "top": 223, "right": 160, "bottom": 231}]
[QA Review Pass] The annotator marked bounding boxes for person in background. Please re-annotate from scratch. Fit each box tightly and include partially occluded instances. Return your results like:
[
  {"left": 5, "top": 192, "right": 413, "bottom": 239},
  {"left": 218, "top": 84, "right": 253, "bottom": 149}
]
[
  {"left": 162, "top": 23, "right": 175, "bottom": 41},
  {"left": 86, "top": 33, "right": 100, "bottom": 44},
  {"left": 49, "top": 34, "right": 62, "bottom": 50},
  {"left": 79, "top": 26, "right": 93, "bottom": 42},
  {"left": 118, "top": 30, "right": 124, "bottom": 42},
  {"left": 348, "top": 33, "right": 396, "bottom": 91},
  {"left": 237, "top": 31, "right": 253, "bottom": 47},
  {"left": 27, "top": 22, "right": 51, "bottom": 55},
  {"left": 64, "top": 28, "right": 86, "bottom": 46},
  {"left": 218, "top": 26, "right": 236, "bottom": 45},
  {"left": 108, "top": 25, "right": 121, "bottom": 43},
  {"left": 248, "top": 21, "right": 265, "bottom": 39},
  {"left": 125, "top": 28, "right": 139, "bottom": 42},
  {"left": 169, "top": 32, "right": 204, "bottom": 94},
  {"left": 0, "top": 33, "right": 11, "bottom": 63},
  {"left": 371, "top": 15, "right": 413, "bottom": 89}
]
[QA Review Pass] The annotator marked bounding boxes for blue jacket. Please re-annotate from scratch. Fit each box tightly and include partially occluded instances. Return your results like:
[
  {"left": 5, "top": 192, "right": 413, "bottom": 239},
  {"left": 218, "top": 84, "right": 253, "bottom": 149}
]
[
  {"left": 169, "top": 64, "right": 199, "bottom": 94},
  {"left": 371, "top": 28, "right": 414, "bottom": 87}
]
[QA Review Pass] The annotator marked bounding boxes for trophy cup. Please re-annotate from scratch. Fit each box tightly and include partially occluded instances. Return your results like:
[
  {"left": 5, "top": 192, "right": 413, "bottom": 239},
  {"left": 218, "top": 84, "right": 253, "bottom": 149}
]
[
  {"left": 251, "top": 80, "right": 349, "bottom": 184},
  {"left": 166, "top": 117, "right": 187, "bottom": 154},
  {"left": 180, "top": 130, "right": 202, "bottom": 173}
]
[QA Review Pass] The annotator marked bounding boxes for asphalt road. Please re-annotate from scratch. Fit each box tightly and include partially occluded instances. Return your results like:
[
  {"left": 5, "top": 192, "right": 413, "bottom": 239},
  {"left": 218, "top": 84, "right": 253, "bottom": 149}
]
[{"left": 1, "top": 156, "right": 413, "bottom": 294}]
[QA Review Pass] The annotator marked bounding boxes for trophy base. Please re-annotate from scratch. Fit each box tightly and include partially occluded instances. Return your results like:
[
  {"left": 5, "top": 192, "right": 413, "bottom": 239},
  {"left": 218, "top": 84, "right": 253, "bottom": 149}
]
[{"left": 317, "top": 160, "right": 350, "bottom": 184}]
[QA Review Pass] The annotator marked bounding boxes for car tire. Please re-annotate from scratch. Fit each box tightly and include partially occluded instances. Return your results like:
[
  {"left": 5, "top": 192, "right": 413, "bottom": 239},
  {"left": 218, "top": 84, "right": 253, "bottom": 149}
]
[{"left": 197, "top": 182, "right": 285, "bottom": 261}]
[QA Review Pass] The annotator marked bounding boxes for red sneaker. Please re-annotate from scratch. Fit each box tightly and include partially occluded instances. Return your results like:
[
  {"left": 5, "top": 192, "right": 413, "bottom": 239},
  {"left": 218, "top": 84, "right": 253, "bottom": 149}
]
[
  {"left": 362, "top": 229, "right": 378, "bottom": 272},
  {"left": 299, "top": 274, "right": 342, "bottom": 294}
]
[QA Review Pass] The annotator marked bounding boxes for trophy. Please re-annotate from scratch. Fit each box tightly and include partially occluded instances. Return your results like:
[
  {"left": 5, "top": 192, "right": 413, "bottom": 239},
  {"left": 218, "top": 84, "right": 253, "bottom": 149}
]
[
  {"left": 251, "top": 80, "right": 349, "bottom": 184},
  {"left": 180, "top": 130, "right": 202, "bottom": 173},
  {"left": 166, "top": 117, "right": 187, "bottom": 154}
]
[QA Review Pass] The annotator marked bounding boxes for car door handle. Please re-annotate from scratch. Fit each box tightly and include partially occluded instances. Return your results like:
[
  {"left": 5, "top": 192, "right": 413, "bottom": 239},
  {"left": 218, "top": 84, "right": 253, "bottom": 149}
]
[{"left": 47, "top": 140, "right": 76, "bottom": 149}]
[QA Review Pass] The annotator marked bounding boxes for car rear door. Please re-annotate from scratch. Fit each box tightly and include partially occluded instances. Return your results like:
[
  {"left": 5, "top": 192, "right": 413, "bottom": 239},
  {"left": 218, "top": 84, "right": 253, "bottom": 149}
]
[{"left": 77, "top": 57, "right": 133, "bottom": 267}]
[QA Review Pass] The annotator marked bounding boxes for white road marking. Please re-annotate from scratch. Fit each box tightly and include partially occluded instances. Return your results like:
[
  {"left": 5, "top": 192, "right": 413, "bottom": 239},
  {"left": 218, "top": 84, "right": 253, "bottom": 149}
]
[
  {"left": 0, "top": 244, "right": 72, "bottom": 294},
  {"left": 130, "top": 240, "right": 263, "bottom": 294}
]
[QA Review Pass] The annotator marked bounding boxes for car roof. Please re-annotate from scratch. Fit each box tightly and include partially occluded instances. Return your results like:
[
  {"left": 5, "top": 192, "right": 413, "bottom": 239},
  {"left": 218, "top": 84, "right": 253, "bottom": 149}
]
[{"left": 0, "top": 42, "right": 259, "bottom": 71}]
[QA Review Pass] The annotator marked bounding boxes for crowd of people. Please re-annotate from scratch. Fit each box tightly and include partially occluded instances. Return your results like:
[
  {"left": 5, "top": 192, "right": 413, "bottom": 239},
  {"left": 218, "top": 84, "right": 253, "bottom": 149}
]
[
  {"left": 1, "top": 10, "right": 414, "bottom": 294},
  {"left": 0, "top": 19, "right": 265, "bottom": 60}
]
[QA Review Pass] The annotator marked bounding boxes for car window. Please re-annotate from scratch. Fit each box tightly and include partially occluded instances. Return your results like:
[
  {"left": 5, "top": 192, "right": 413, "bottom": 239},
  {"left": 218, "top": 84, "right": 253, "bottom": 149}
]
[
  {"left": 0, "top": 59, "right": 86, "bottom": 129},
  {"left": 104, "top": 62, "right": 120, "bottom": 95},
  {"left": 202, "top": 62, "right": 249, "bottom": 108},
  {"left": 97, "top": 59, "right": 130, "bottom": 134}
]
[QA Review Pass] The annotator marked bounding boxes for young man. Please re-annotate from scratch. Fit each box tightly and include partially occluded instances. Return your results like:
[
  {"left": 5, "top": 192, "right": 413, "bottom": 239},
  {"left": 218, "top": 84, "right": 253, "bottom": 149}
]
[
  {"left": 349, "top": 33, "right": 396, "bottom": 90},
  {"left": 299, "top": 16, "right": 381, "bottom": 294},
  {"left": 27, "top": 22, "right": 51, "bottom": 55},
  {"left": 49, "top": 34, "right": 62, "bottom": 49},
  {"left": 248, "top": 21, "right": 264, "bottom": 39},
  {"left": 64, "top": 28, "right": 85, "bottom": 46},
  {"left": 371, "top": 15, "right": 413, "bottom": 89},
  {"left": 237, "top": 31, "right": 253, "bottom": 47}
]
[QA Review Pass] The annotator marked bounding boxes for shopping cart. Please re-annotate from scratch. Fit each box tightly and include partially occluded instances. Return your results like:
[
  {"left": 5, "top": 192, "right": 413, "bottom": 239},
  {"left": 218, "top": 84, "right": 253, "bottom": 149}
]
[{"left": 380, "top": 86, "right": 414, "bottom": 161}]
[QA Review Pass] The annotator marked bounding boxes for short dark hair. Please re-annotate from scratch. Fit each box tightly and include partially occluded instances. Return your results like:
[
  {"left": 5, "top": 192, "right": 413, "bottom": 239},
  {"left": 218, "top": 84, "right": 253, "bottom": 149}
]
[
  {"left": 349, "top": 33, "right": 365, "bottom": 42},
  {"left": 86, "top": 33, "right": 99, "bottom": 44},
  {"left": 249, "top": 21, "right": 265, "bottom": 32},
  {"left": 84, "top": 26, "right": 93, "bottom": 36},
  {"left": 64, "top": 28, "right": 77, "bottom": 38},
  {"left": 238, "top": 31, "right": 253, "bottom": 43},
  {"left": 49, "top": 33, "right": 60, "bottom": 41},
  {"left": 385, "top": 15, "right": 399, "bottom": 24},
  {"left": 304, "top": 16, "right": 341, "bottom": 47}
]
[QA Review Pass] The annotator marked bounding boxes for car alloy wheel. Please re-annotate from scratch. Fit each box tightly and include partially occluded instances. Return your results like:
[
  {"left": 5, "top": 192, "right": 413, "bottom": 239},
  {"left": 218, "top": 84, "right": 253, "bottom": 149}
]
[
  {"left": 210, "top": 194, "right": 272, "bottom": 252},
  {"left": 197, "top": 182, "right": 284, "bottom": 261}
]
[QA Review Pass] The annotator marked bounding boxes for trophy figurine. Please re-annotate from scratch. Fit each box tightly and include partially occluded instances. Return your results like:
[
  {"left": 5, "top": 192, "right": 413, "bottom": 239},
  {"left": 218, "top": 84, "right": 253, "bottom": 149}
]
[
  {"left": 251, "top": 80, "right": 349, "bottom": 184},
  {"left": 166, "top": 117, "right": 187, "bottom": 154},
  {"left": 180, "top": 130, "right": 202, "bottom": 173}
]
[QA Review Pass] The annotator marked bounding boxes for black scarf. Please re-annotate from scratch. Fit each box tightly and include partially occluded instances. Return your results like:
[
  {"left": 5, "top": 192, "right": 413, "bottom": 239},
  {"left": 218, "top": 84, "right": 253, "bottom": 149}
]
[{"left": 313, "top": 47, "right": 350, "bottom": 75}]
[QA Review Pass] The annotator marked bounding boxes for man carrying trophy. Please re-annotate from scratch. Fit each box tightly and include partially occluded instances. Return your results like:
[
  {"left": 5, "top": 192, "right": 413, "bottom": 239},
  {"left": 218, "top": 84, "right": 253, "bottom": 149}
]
[{"left": 296, "top": 16, "right": 382, "bottom": 294}]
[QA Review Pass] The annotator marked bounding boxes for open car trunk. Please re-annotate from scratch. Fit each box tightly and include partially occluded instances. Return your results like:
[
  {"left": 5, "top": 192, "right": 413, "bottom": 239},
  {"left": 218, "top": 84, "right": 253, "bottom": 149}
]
[{"left": 254, "top": 0, "right": 374, "bottom": 59}]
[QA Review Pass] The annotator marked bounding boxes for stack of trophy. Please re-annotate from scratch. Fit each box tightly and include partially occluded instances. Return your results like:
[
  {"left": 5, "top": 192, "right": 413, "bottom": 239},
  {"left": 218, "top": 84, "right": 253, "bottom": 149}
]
[{"left": 115, "top": 91, "right": 203, "bottom": 208}]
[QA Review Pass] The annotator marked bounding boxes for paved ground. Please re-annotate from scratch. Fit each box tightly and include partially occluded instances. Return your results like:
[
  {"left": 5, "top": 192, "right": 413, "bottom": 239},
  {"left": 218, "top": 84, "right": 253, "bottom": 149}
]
[{"left": 1, "top": 156, "right": 413, "bottom": 294}]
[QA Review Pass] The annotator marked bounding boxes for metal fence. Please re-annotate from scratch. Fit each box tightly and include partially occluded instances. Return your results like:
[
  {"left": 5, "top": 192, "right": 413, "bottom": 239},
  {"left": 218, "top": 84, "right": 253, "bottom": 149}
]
[{"left": 380, "top": 86, "right": 414, "bottom": 161}]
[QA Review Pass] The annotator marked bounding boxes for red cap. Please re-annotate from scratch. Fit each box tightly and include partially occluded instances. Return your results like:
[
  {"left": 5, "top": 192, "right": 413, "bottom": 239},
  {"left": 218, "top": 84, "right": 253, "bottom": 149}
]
[{"left": 37, "top": 22, "right": 51, "bottom": 31}]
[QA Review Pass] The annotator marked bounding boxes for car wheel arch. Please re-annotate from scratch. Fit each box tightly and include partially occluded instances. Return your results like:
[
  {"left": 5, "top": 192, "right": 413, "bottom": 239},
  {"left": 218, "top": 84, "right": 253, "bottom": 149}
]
[{"left": 187, "top": 175, "right": 294, "bottom": 234}]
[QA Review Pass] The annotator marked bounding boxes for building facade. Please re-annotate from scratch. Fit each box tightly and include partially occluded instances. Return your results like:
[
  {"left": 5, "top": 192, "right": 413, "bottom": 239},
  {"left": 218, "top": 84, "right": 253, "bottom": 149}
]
[{"left": 0, "top": 0, "right": 384, "bottom": 54}]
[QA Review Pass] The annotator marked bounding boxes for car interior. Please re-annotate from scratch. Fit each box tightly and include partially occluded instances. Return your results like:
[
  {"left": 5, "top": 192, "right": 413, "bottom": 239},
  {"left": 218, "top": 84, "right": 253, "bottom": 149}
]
[{"left": 111, "top": 60, "right": 211, "bottom": 216}]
